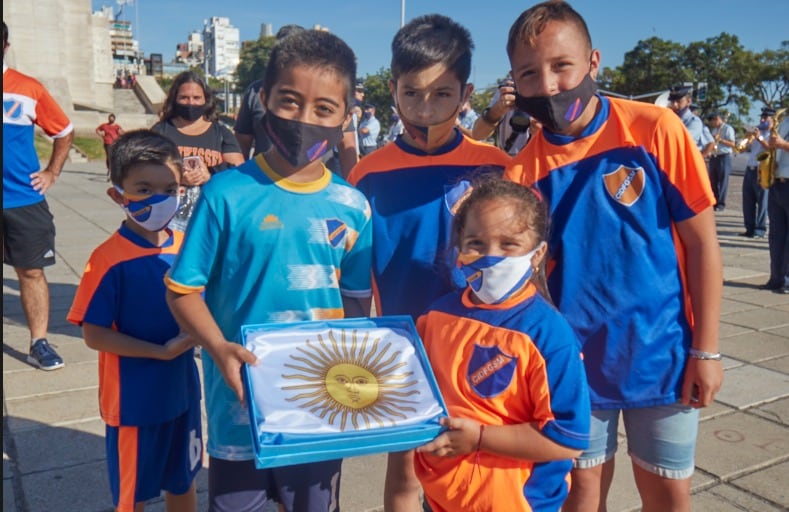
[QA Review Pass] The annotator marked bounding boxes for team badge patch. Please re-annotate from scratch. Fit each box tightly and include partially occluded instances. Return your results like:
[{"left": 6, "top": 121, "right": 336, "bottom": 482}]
[
  {"left": 4, "top": 100, "right": 23, "bottom": 120},
  {"left": 467, "top": 344, "right": 516, "bottom": 398},
  {"left": 603, "top": 165, "right": 645, "bottom": 207},
  {"left": 326, "top": 219, "right": 347, "bottom": 247}
]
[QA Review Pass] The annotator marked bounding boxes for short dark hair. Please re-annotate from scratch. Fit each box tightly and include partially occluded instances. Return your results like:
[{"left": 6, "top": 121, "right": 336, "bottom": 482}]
[
  {"left": 452, "top": 173, "right": 552, "bottom": 301},
  {"left": 507, "top": 0, "right": 592, "bottom": 58},
  {"left": 2, "top": 21, "right": 8, "bottom": 49},
  {"left": 109, "top": 130, "right": 182, "bottom": 186},
  {"left": 390, "top": 14, "right": 474, "bottom": 85},
  {"left": 262, "top": 29, "right": 356, "bottom": 113},
  {"left": 161, "top": 71, "right": 218, "bottom": 122},
  {"left": 275, "top": 24, "right": 305, "bottom": 40}
]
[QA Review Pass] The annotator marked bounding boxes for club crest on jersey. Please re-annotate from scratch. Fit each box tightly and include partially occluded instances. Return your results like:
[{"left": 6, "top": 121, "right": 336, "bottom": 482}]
[
  {"left": 259, "top": 214, "right": 284, "bottom": 231},
  {"left": 326, "top": 219, "right": 347, "bottom": 247},
  {"left": 4, "top": 100, "right": 23, "bottom": 120},
  {"left": 603, "top": 165, "right": 645, "bottom": 207},
  {"left": 444, "top": 180, "right": 472, "bottom": 215},
  {"left": 467, "top": 344, "right": 516, "bottom": 398}
]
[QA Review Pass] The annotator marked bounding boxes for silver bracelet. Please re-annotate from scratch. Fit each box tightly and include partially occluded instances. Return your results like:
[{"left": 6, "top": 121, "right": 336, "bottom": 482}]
[{"left": 688, "top": 348, "right": 722, "bottom": 360}]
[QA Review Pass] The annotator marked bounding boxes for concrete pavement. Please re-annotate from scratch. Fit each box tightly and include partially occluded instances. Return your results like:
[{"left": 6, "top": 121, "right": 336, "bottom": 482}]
[{"left": 3, "top": 158, "right": 788, "bottom": 511}]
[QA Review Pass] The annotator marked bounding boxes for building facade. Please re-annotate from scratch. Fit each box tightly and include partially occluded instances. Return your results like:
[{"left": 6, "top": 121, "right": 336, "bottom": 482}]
[{"left": 202, "top": 16, "right": 240, "bottom": 78}]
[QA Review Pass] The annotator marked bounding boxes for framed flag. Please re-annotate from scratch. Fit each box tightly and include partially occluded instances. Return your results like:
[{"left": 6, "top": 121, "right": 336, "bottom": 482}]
[{"left": 242, "top": 316, "right": 448, "bottom": 469}]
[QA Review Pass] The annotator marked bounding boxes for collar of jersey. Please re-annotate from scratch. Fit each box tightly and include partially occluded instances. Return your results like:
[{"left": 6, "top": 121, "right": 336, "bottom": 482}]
[
  {"left": 254, "top": 153, "right": 331, "bottom": 193},
  {"left": 460, "top": 281, "right": 537, "bottom": 310},
  {"left": 394, "top": 127, "right": 463, "bottom": 156},
  {"left": 543, "top": 94, "right": 610, "bottom": 146},
  {"left": 119, "top": 222, "right": 175, "bottom": 249}
]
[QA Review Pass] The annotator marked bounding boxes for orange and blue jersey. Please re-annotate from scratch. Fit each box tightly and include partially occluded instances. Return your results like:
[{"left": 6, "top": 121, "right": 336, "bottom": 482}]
[
  {"left": 67, "top": 224, "right": 200, "bottom": 426},
  {"left": 506, "top": 95, "right": 715, "bottom": 410},
  {"left": 3, "top": 64, "right": 73, "bottom": 208},
  {"left": 415, "top": 284, "right": 590, "bottom": 512},
  {"left": 348, "top": 130, "right": 510, "bottom": 319}
]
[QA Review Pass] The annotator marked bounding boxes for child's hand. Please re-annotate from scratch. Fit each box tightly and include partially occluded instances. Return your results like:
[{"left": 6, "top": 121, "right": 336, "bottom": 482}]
[
  {"left": 182, "top": 156, "right": 211, "bottom": 186},
  {"left": 206, "top": 342, "right": 258, "bottom": 404},
  {"left": 417, "top": 417, "right": 481, "bottom": 458},
  {"left": 160, "top": 332, "right": 196, "bottom": 360}
]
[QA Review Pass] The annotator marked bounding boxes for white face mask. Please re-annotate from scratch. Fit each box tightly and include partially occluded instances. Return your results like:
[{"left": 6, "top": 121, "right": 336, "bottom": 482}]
[
  {"left": 115, "top": 186, "right": 180, "bottom": 231},
  {"left": 457, "top": 243, "right": 544, "bottom": 304}
]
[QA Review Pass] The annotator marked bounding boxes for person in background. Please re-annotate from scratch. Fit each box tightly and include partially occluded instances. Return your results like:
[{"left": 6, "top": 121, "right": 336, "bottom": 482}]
[
  {"left": 358, "top": 103, "right": 381, "bottom": 156},
  {"left": 455, "top": 99, "right": 478, "bottom": 137},
  {"left": 3, "top": 20, "right": 74, "bottom": 371},
  {"left": 233, "top": 24, "right": 305, "bottom": 160},
  {"left": 740, "top": 107, "right": 774, "bottom": 239},
  {"left": 707, "top": 111, "right": 736, "bottom": 211},
  {"left": 472, "top": 74, "right": 531, "bottom": 156},
  {"left": 385, "top": 107, "right": 405, "bottom": 143},
  {"left": 68, "top": 130, "right": 202, "bottom": 512},
  {"left": 504, "top": 2, "right": 723, "bottom": 511},
  {"left": 763, "top": 109, "right": 789, "bottom": 294},
  {"left": 96, "top": 113, "right": 124, "bottom": 179},
  {"left": 668, "top": 84, "right": 712, "bottom": 154},
  {"left": 152, "top": 71, "right": 243, "bottom": 232}
]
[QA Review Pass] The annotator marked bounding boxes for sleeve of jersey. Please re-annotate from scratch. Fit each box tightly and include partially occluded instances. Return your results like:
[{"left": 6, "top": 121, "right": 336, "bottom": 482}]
[
  {"left": 652, "top": 110, "right": 715, "bottom": 220},
  {"left": 164, "top": 193, "right": 220, "bottom": 294},
  {"left": 67, "top": 253, "right": 117, "bottom": 329},
  {"left": 339, "top": 206, "right": 373, "bottom": 299},
  {"left": 34, "top": 86, "right": 73, "bottom": 139},
  {"left": 219, "top": 124, "right": 243, "bottom": 154},
  {"left": 538, "top": 324, "right": 591, "bottom": 451}
]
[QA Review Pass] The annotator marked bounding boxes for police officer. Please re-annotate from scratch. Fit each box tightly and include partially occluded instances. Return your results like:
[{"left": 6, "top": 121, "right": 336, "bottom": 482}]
[
  {"left": 740, "top": 107, "right": 774, "bottom": 238},
  {"left": 668, "top": 84, "right": 713, "bottom": 153},
  {"left": 708, "top": 111, "right": 736, "bottom": 211}
]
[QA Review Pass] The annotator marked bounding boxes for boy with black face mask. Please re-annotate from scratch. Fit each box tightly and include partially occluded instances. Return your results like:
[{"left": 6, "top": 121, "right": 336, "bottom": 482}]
[
  {"left": 505, "top": 2, "right": 723, "bottom": 512},
  {"left": 165, "top": 30, "right": 373, "bottom": 512},
  {"left": 348, "top": 14, "right": 509, "bottom": 322}
]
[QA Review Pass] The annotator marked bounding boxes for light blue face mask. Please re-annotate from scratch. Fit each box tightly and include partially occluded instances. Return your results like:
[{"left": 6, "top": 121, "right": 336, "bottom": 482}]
[
  {"left": 456, "top": 243, "right": 544, "bottom": 304},
  {"left": 115, "top": 186, "right": 180, "bottom": 231}
]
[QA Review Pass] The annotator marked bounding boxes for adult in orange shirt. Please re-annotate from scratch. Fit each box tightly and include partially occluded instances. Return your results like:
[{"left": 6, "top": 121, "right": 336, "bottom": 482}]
[{"left": 96, "top": 113, "right": 124, "bottom": 177}]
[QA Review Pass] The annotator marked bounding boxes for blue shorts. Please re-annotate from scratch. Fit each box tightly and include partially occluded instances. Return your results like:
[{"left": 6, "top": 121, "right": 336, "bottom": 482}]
[
  {"left": 208, "top": 456, "right": 342, "bottom": 512},
  {"left": 573, "top": 403, "right": 699, "bottom": 479},
  {"left": 106, "top": 401, "right": 203, "bottom": 511}
]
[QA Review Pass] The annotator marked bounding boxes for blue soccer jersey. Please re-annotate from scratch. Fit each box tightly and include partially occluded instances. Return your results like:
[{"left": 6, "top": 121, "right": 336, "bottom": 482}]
[
  {"left": 165, "top": 154, "right": 373, "bottom": 460},
  {"left": 68, "top": 225, "right": 200, "bottom": 426},
  {"left": 506, "top": 96, "right": 715, "bottom": 410},
  {"left": 348, "top": 130, "right": 510, "bottom": 320}
]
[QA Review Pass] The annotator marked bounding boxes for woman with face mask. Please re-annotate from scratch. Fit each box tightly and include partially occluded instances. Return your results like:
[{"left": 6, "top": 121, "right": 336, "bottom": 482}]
[{"left": 152, "top": 71, "right": 244, "bottom": 232}]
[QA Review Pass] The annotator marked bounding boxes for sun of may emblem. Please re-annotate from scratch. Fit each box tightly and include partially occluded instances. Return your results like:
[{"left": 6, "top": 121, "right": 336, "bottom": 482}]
[{"left": 281, "top": 329, "right": 421, "bottom": 431}]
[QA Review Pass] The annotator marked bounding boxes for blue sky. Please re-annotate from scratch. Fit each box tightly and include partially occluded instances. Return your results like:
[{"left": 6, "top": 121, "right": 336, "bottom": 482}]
[{"left": 95, "top": 0, "right": 785, "bottom": 100}]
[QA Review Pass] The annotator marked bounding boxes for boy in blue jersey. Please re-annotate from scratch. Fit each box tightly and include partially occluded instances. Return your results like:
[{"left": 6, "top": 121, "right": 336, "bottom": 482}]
[
  {"left": 165, "top": 30, "right": 373, "bottom": 512},
  {"left": 505, "top": 2, "right": 723, "bottom": 511},
  {"left": 348, "top": 14, "right": 510, "bottom": 321},
  {"left": 67, "top": 130, "right": 202, "bottom": 512}
]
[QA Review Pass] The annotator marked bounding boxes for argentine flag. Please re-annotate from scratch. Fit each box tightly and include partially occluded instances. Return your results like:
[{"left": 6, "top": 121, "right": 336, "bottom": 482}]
[{"left": 243, "top": 316, "right": 448, "bottom": 469}]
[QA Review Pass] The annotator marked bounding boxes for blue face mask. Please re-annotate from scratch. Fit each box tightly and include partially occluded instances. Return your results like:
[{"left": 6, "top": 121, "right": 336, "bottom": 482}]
[
  {"left": 758, "top": 121, "right": 770, "bottom": 130},
  {"left": 456, "top": 243, "right": 544, "bottom": 304},
  {"left": 115, "top": 186, "right": 180, "bottom": 231}
]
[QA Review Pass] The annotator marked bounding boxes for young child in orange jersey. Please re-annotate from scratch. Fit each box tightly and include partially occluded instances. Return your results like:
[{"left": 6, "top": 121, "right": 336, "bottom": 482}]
[{"left": 385, "top": 177, "right": 590, "bottom": 512}]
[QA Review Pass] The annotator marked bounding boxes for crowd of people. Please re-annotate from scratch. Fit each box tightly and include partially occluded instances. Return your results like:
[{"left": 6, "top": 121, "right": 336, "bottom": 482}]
[{"left": 3, "top": 1, "right": 788, "bottom": 511}]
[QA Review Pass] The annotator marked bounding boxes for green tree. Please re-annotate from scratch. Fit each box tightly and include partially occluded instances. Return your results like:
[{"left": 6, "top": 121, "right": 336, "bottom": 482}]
[
  {"left": 740, "top": 41, "right": 789, "bottom": 110},
  {"left": 234, "top": 35, "right": 278, "bottom": 92},
  {"left": 360, "top": 68, "right": 395, "bottom": 128}
]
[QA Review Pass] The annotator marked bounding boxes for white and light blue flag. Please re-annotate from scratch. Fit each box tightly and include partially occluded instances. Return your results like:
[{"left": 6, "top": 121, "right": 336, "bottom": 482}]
[{"left": 242, "top": 316, "right": 447, "bottom": 468}]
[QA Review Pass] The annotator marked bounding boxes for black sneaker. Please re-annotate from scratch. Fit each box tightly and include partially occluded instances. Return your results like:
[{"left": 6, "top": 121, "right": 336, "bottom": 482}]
[{"left": 27, "top": 338, "right": 64, "bottom": 371}]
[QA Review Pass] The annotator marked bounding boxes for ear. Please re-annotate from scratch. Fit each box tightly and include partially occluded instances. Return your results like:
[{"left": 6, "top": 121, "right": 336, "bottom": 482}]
[
  {"left": 258, "top": 88, "right": 267, "bottom": 110},
  {"left": 589, "top": 48, "right": 601, "bottom": 80},
  {"left": 388, "top": 79, "right": 397, "bottom": 103},
  {"left": 107, "top": 186, "right": 124, "bottom": 205},
  {"left": 531, "top": 241, "right": 549, "bottom": 269}
]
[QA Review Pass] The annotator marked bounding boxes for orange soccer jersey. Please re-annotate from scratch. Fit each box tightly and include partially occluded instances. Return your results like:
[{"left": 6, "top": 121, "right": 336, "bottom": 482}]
[{"left": 415, "top": 284, "right": 590, "bottom": 512}]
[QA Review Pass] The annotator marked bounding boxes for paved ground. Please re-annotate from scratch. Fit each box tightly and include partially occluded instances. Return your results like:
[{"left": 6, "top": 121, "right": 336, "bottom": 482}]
[{"left": 3, "top": 157, "right": 788, "bottom": 511}]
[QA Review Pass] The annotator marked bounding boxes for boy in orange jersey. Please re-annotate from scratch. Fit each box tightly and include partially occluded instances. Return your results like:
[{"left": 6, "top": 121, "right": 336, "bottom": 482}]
[{"left": 68, "top": 130, "right": 201, "bottom": 512}]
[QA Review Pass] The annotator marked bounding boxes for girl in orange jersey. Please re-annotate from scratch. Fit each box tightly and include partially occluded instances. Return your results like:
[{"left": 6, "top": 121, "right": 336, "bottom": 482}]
[{"left": 385, "top": 177, "right": 590, "bottom": 512}]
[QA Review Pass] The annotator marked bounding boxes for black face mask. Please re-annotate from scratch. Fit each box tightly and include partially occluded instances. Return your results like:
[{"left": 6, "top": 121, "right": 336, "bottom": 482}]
[
  {"left": 174, "top": 103, "right": 207, "bottom": 122},
  {"left": 264, "top": 111, "right": 343, "bottom": 168},
  {"left": 514, "top": 74, "right": 598, "bottom": 133}
]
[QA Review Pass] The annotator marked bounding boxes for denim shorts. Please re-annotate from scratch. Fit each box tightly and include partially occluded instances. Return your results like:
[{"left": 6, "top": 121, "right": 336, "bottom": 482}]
[{"left": 573, "top": 403, "right": 699, "bottom": 479}]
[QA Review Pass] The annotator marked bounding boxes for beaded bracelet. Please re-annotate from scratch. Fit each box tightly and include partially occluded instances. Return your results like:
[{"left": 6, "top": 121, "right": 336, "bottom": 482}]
[{"left": 689, "top": 348, "right": 722, "bottom": 360}]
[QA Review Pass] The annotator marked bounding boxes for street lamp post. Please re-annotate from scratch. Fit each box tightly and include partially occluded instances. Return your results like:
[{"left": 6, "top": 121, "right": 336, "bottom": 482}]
[{"left": 401, "top": 0, "right": 405, "bottom": 28}]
